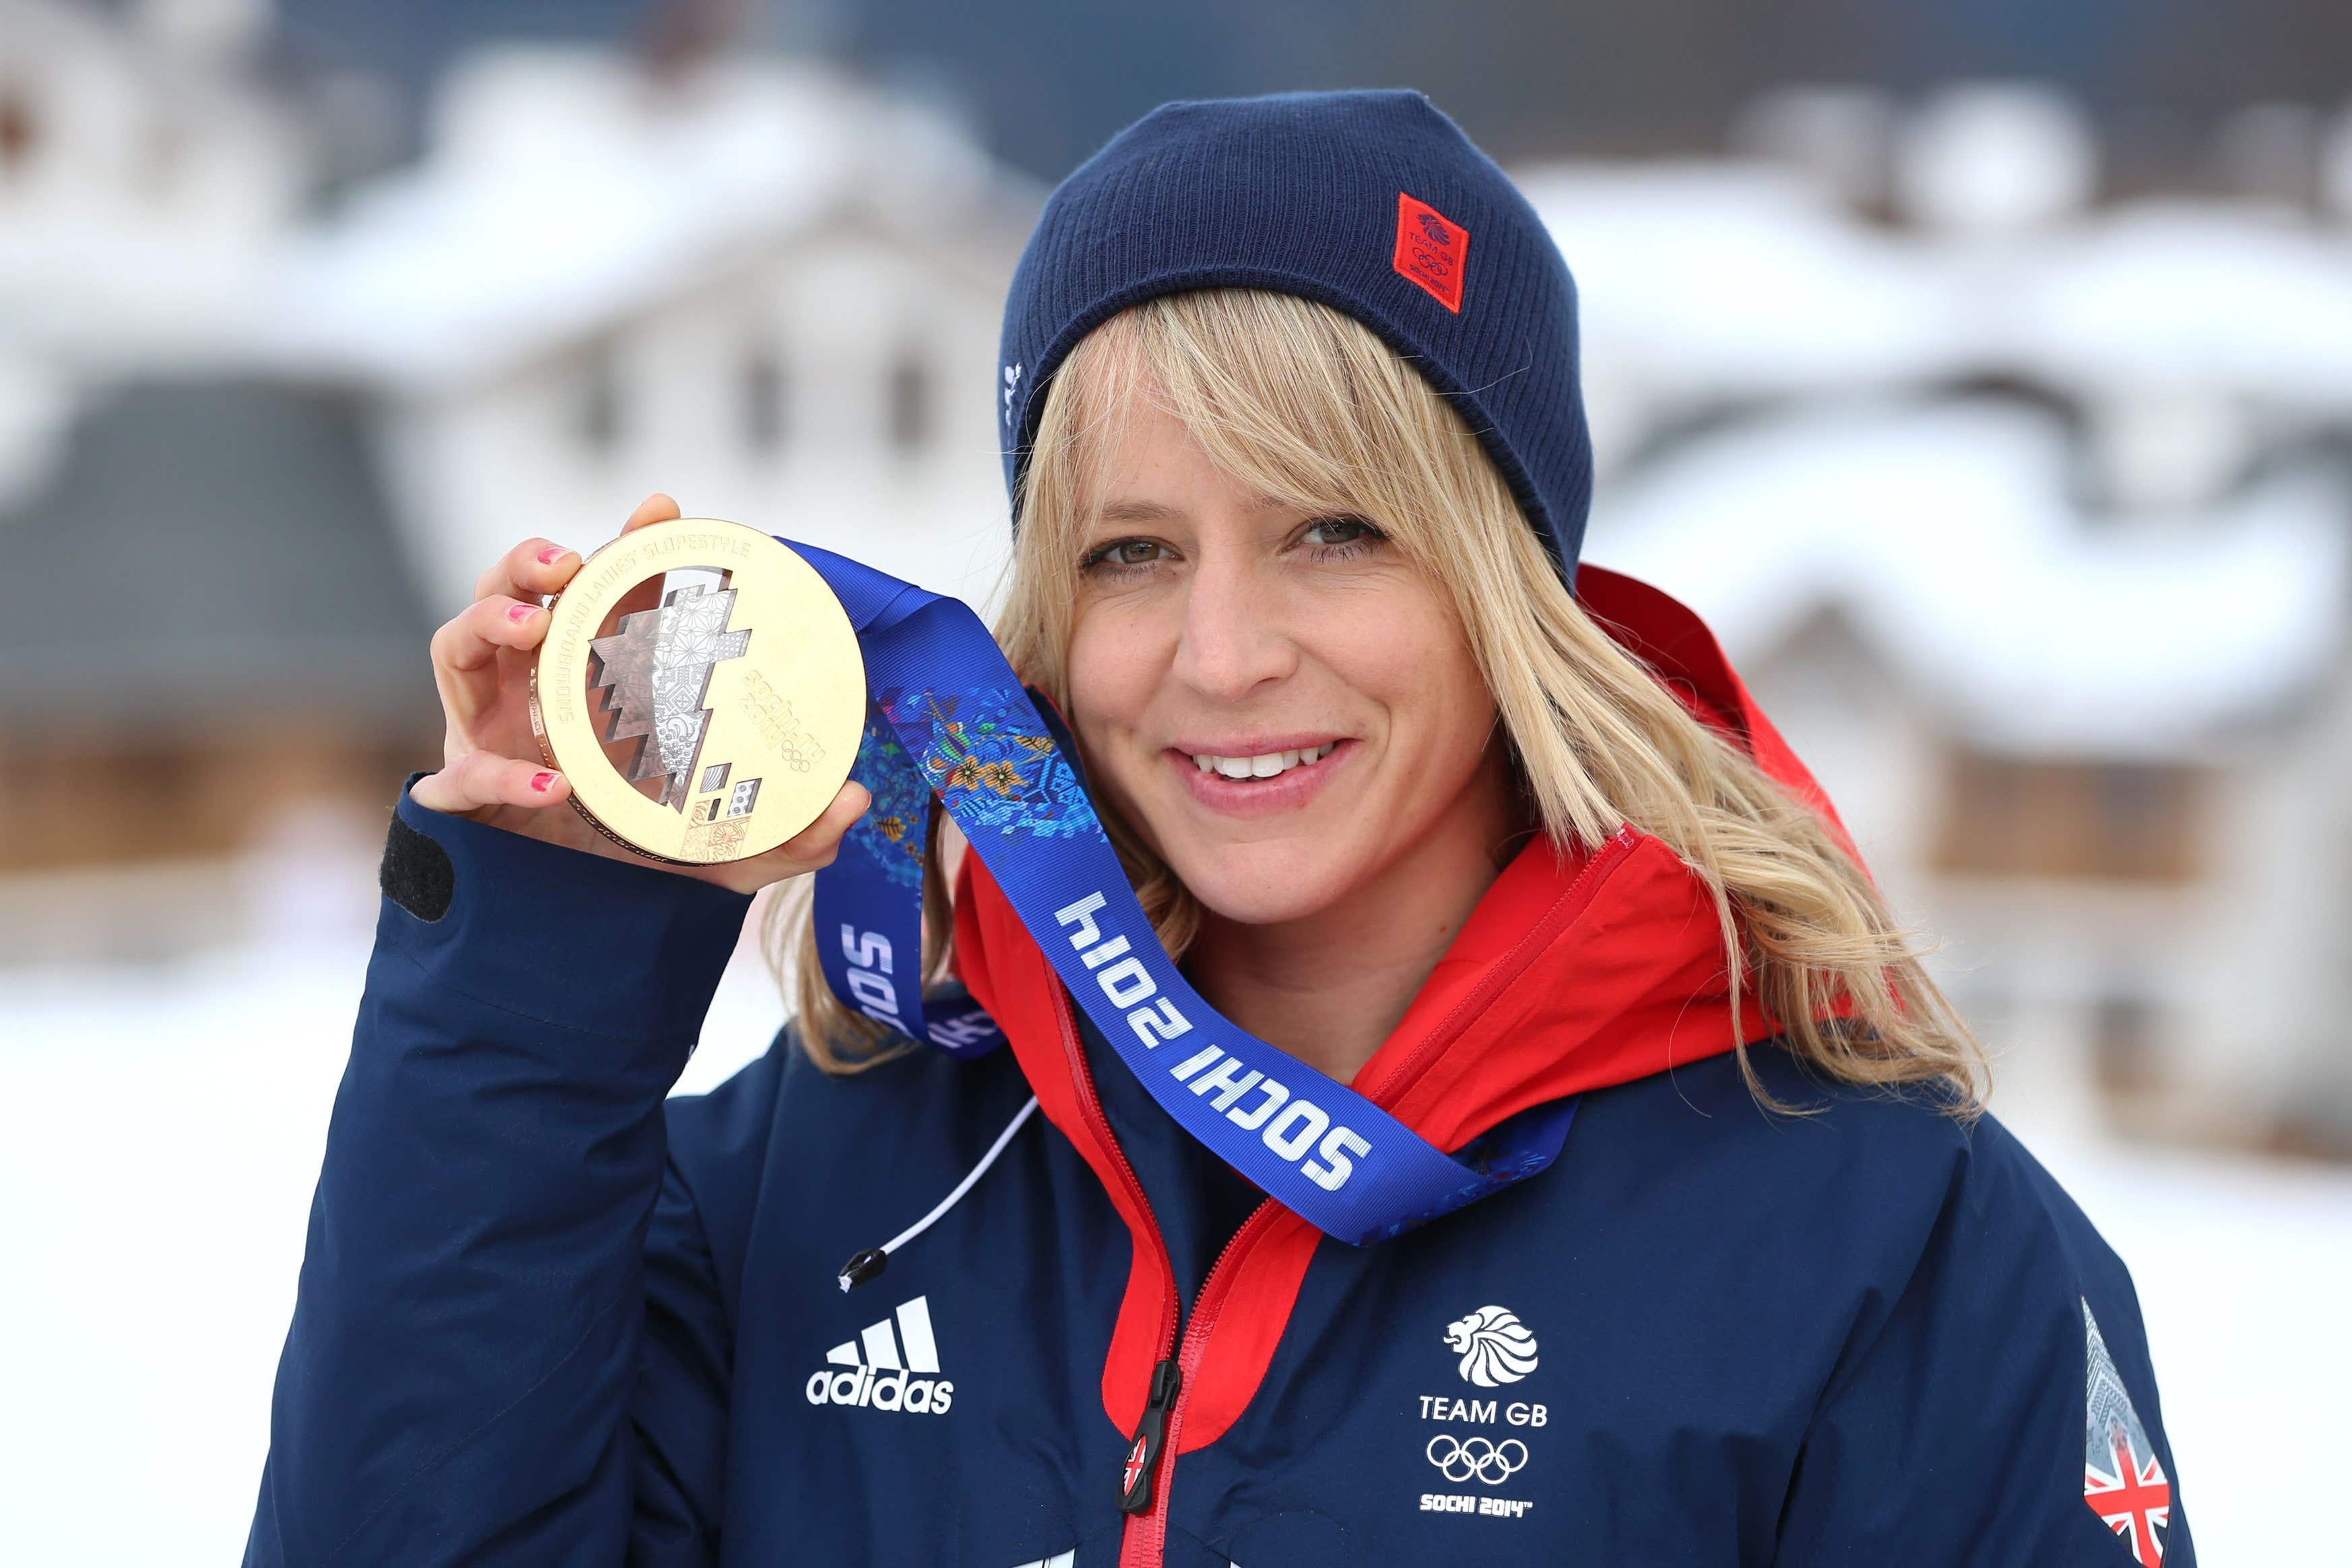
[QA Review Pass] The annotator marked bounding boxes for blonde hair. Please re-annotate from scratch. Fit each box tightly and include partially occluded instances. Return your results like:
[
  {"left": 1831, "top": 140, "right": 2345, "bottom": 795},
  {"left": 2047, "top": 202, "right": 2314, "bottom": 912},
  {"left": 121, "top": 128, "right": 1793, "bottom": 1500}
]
[{"left": 777, "top": 288, "right": 1984, "bottom": 1110}]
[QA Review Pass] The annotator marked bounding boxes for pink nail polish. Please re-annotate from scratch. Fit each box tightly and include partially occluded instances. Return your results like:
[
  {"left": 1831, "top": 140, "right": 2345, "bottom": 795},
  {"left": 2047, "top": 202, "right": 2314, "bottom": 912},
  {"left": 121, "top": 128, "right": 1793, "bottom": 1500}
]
[
  {"left": 536, "top": 546, "right": 568, "bottom": 565},
  {"left": 531, "top": 771, "right": 556, "bottom": 792},
  {"left": 508, "top": 602, "right": 536, "bottom": 623}
]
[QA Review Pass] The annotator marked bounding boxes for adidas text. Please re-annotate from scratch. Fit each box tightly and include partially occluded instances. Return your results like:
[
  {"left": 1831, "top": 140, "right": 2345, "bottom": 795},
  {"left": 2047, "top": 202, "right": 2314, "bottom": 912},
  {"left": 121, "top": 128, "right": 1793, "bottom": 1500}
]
[{"left": 806, "top": 1295, "right": 955, "bottom": 1415}]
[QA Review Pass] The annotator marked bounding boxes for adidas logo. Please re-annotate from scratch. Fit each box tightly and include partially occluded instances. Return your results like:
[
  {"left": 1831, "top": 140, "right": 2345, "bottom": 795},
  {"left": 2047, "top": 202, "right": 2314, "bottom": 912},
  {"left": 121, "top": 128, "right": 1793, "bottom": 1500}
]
[{"left": 804, "top": 1295, "right": 955, "bottom": 1414}]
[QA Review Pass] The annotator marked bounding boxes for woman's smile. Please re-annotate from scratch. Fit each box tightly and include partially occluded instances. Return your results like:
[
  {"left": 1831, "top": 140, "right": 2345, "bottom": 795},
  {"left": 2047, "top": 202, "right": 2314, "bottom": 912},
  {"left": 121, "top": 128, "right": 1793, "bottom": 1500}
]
[{"left": 1167, "top": 736, "right": 1355, "bottom": 817}]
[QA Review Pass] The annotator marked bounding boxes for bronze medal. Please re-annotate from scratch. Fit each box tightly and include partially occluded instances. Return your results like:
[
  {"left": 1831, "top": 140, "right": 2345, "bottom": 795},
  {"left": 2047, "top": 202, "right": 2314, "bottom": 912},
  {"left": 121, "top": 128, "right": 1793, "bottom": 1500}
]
[{"left": 528, "top": 518, "right": 865, "bottom": 864}]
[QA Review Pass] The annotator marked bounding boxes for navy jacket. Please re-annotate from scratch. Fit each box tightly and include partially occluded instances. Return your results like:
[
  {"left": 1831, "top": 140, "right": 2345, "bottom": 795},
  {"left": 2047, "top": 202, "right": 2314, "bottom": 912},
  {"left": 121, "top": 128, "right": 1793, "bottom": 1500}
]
[{"left": 248, "top": 575, "right": 2190, "bottom": 1567}]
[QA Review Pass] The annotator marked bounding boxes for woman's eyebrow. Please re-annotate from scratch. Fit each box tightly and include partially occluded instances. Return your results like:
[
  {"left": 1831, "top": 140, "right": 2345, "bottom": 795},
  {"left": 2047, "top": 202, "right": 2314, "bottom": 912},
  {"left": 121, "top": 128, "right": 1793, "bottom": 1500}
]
[
  {"left": 1095, "top": 493, "right": 1295, "bottom": 525},
  {"left": 1096, "top": 498, "right": 1184, "bottom": 524}
]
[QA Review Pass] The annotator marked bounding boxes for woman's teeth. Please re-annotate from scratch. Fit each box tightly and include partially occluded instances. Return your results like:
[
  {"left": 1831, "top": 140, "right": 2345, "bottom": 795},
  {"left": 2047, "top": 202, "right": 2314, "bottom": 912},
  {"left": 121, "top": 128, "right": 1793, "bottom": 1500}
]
[{"left": 1190, "top": 743, "right": 1336, "bottom": 780}]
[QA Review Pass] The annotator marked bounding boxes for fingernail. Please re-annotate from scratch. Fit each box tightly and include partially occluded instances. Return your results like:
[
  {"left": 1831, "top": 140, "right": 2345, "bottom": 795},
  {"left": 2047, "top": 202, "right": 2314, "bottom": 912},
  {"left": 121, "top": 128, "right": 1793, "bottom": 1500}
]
[
  {"left": 508, "top": 602, "right": 537, "bottom": 623},
  {"left": 531, "top": 771, "right": 557, "bottom": 792},
  {"left": 536, "top": 546, "right": 568, "bottom": 565}
]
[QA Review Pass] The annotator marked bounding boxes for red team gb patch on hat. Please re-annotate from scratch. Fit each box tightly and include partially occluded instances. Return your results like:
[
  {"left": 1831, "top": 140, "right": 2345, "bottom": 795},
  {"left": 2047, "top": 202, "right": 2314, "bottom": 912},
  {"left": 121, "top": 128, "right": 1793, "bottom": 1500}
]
[{"left": 1394, "top": 191, "right": 1468, "bottom": 313}]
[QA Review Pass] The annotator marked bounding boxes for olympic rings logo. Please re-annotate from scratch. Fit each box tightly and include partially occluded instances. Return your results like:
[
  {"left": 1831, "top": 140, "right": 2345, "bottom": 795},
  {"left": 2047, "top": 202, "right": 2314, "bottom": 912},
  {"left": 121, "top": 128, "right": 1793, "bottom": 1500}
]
[{"left": 1425, "top": 1433, "right": 1528, "bottom": 1485}]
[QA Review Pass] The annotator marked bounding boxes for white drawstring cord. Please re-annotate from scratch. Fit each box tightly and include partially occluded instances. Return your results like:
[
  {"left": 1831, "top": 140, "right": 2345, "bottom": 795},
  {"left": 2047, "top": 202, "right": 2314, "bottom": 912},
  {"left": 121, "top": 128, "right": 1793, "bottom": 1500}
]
[{"left": 837, "top": 1095, "right": 1041, "bottom": 1291}]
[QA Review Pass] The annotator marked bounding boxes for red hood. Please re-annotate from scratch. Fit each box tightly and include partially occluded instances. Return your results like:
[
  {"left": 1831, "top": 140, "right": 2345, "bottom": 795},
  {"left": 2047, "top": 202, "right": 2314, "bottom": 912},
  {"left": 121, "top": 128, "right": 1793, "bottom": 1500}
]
[{"left": 954, "top": 564, "right": 1860, "bottom": 1159}]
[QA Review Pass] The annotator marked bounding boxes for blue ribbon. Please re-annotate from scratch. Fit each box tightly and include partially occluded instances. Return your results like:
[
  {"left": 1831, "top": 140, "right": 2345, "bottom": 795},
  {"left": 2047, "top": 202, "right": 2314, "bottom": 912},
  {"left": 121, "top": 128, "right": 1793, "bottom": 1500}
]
[{"left": 797, "top": 541, "right": 1574, "bottom": 1245}]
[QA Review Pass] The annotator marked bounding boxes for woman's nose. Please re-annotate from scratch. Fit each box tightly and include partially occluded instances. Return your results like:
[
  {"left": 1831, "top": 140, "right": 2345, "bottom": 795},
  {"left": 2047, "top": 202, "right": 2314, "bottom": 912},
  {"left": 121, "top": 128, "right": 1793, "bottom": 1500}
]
[{"left": 1171, "top": 555, "right": 1298, "bottom": 701}]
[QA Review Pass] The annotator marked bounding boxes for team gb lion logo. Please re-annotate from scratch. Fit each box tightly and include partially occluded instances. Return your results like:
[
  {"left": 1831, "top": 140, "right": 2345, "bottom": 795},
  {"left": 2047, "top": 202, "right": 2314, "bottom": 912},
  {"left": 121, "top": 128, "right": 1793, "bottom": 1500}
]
[{"left": 1444, "top": 1305, "right": 1540, "bottom": 1387}]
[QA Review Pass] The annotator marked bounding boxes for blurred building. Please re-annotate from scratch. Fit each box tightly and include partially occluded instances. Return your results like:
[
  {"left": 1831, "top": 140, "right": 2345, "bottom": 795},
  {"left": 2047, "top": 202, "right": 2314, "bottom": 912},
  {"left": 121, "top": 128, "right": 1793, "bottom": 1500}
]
[
  {"left": 0, "top": 11, "right": 1028, "bottom": 964},
  {"left": 273, "top": 44, "right": 1034, "bottom": 615},
  {"left": 0, "top": 0, "right": 300, "bottom": 366},
  {"left": 0, "top": 0, "right": 437, "bottom": 973},
  {"left": 1560, "top": 86, "right": 2352, "bottom": 1154}
]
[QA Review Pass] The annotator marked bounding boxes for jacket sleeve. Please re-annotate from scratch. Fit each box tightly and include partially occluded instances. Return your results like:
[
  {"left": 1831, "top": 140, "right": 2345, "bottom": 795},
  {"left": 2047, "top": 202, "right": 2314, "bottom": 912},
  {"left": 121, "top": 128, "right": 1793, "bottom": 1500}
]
[
  {"left": 244, "top": 777, "right": 756, "bottom": 1566},
  {"left": 1773, "top": 1119, "right": 2194, "bottom": 1567}
]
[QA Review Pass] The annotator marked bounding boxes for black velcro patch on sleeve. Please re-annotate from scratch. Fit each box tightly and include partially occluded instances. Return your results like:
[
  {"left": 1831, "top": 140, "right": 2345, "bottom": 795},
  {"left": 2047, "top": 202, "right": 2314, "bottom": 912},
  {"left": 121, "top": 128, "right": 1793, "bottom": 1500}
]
[{"left": 381, "top": 812, "right": 455, "bottom": 923}]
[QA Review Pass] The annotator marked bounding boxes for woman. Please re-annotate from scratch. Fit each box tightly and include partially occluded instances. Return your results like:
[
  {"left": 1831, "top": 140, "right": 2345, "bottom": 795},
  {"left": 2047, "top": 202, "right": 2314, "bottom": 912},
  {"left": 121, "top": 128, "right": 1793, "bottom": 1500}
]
[{"left": 249, "top": 92, "right": 2190, "bottom": 1566}]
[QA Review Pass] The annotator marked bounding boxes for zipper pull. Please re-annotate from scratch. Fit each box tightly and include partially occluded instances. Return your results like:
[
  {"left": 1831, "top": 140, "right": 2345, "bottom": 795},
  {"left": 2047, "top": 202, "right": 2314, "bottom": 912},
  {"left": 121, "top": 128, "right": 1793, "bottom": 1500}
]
[{"left": 1118, "top": 1358, "right": 1183, "bottom": 1514}]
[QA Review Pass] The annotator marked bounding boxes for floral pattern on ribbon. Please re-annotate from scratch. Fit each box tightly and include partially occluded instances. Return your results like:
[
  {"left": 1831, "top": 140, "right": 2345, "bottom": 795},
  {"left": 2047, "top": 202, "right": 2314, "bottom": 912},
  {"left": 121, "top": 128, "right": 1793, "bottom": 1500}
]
[
  {"left": 842, "top": 718, "right": 933, "bottom": 890},
  {"left": 880, "top": 686, "right": 1099, "bottom": 840}
]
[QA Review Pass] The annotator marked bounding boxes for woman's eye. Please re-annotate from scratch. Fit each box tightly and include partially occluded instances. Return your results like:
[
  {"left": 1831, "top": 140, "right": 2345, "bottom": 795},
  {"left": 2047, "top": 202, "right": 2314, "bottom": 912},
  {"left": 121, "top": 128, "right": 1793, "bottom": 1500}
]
[
  {"left": 1080, "top": 537, "right": 1169, "bottom": 573},
  {"left": 1301, "top": 515, "right": 1385, "bottom": 554}
]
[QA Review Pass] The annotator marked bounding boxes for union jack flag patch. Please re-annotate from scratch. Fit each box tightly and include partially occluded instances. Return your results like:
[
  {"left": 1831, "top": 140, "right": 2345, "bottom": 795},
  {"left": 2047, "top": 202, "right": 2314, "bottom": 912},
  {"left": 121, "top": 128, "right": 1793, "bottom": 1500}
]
[{"left": 2082, "top": 1300, "right": 2171, "bottom": 1562}]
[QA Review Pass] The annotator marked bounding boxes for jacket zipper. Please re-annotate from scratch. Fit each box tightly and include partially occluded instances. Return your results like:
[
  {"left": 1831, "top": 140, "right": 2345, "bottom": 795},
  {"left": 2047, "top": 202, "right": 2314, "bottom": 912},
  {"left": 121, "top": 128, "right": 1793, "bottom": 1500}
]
[
  {"left": 1117, "top": 1198, "right": 1281, "bottom": 1567},
  {"left": 1045, "top": 989, "right": 1185, "bottom": 1521},
  {"left": 1117, "top": 1358, "right": 1181, "bottom": 1514}
]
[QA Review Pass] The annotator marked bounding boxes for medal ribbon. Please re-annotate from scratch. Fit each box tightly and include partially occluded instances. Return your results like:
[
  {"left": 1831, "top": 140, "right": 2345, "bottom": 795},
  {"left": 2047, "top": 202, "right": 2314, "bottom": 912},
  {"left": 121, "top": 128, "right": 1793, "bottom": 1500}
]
[{"left": 796, "top": 540, "right": 1574, "bottom": 1245}]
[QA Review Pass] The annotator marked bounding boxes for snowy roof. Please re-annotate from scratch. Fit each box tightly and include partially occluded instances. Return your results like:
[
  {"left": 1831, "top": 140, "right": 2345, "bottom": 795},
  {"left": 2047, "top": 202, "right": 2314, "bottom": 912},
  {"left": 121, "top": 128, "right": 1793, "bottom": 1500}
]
[
  {"left": 268, "top": 48, "right": 1025, "bottom": 387},
  {"left": 2013, "top": 201, "right": 2352, "bottom": 405},
  {"left": 1522, "top": 160, "right": 2352, "bottom": 419},
  {"left": 1585, "top": 399, "right": 2350, "bottom": 758},
  {"left": 1519, "top": 162, "right": 1967, "bottom": 402}
]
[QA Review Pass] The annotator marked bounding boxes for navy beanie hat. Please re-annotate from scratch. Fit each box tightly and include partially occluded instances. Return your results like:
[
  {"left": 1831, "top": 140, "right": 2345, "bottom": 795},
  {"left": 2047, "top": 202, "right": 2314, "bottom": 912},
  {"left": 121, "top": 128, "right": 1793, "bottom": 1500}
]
[{"left": 995, "top": 89, "right": 1593, "bottom": 581}]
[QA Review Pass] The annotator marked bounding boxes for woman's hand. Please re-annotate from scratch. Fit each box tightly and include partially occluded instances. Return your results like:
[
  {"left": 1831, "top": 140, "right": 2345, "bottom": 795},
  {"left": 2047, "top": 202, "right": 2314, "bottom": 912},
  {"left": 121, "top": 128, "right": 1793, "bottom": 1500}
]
[{"left": 409, "top": 492, "right": 870, "bottom": 894}]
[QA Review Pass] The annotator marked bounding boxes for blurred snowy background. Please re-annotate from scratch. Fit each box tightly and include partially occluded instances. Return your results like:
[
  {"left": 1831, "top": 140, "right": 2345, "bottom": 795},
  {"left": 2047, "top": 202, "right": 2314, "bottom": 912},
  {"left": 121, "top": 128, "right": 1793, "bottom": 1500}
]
[{"left": 5, "top": 0, "right": 2351, "bottom": 1561}]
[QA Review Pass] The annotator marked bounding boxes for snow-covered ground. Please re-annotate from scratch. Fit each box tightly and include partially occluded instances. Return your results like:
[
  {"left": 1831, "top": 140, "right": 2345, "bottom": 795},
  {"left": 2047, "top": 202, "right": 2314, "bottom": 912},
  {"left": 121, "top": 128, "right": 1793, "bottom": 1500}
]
[{"left": 1, "top": 846, "right": 2345, "bottom": 1563}]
